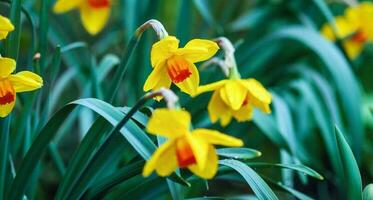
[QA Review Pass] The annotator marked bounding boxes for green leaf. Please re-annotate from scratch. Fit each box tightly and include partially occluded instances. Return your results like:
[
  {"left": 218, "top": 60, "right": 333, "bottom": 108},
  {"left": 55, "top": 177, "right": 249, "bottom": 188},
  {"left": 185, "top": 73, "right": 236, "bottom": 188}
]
[
  {"left": 5, "top": 0, "right": 22, "bottom": 59},
  {"left": 262, "top": 176, "right": 314, "bottom": 200},
  {"left": 192, "top": 0, "right": 223, "bottom": 34},
  {"left": 363, "top": 184, "right": 373, "bottom": 200},
  {"left": 253, "top": 110, "right": 289, "bottom": 151},
  {"left": 334, "top": 126, "right": 362, "bottom": 200},
  {"left": 84, "top": 161, "right": 144, "bottom": 199},
  {"left": 219, "top": 159, "right": 278, "bottom": 200},
  {"left": 217, "top": 148, "right": 262, "bottom": 160},
  {"left": 247, "top": 163, "right": 324, "bottom": 180},
  {"left": 38, "top": 0, "right": 50, "bottom": 71},
  {"left": 0, "top": 117, "right": 11, "bottom": 199}
]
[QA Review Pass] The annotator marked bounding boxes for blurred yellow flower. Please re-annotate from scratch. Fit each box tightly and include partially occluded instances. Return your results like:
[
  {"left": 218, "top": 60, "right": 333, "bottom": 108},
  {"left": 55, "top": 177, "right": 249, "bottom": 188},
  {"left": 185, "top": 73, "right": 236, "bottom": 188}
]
[
  {"left": 0, "top": 57, "right": 43, "bottom": 117},
  {"left": 196, "top": 78, "right": 272, "bottom": 126},
  {"left": 143, "top": 109, "right": 243, "bottom": 179},
  {"left": 53, "top": 0, "right": 111, "bottom": 35},
  {"left": 143, "top": 36, "right": 219, "bottom": 96},
  {"left": 321, "top": 2, "right": 373, "bottom": 59},
  {"left": 0, "top": 15, "right": 14, "bottom": 40}
]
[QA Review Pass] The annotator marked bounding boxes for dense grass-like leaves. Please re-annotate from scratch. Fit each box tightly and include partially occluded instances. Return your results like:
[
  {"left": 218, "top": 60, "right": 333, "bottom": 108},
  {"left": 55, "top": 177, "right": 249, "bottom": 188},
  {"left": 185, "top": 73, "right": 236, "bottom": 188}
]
[{"left": 219, "top": 159, "right": 278, "bottom": 200}]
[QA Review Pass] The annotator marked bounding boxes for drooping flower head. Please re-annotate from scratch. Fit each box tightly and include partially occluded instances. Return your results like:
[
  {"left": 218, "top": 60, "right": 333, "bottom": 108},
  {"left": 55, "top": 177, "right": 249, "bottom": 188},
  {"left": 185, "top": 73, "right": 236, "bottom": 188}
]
[
  {"left": 197, "top": 78, "right": 271, "bottom": 126},
  {"left": 143, "top": 36, "right": 219, "bottom": 96},
  {"left": 321, "top": 2, "right": 373, "bottom": 59},
  {"left": 0, "top": 15, "right": 14, "bottom": 40},
  {"left": 143, "top": 109, "right": 243, "bottom": 179},
  {"left": 0, "top": 57, "right": 43, "bottom": 117},
  {"left": 53, "top": 0, "right": 111, "bottom": 35},
  {"left": 195, "top": 37, "right": 272, "bottom": 126}
]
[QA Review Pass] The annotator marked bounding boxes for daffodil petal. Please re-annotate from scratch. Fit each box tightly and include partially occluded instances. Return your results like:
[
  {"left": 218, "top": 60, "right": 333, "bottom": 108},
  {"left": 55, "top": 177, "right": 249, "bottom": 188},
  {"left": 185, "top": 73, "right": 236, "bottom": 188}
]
[
  {"left": 143, "top": 140, "right": 178, "bottom": 177},
  {"left": 0, "top": 15, "right": 14, "bottom": 40},
  {"left": 344, "top": 40, "right": 363, "bottom": 59},
  {"left": 175, "top": 62, "right": 199, "bottom": 96},
  {"left": 53, "top": 0, "right": 83, "bottom": 13},
  {"left": 187, "top": 134, "right": 209, "bottom": 170},
  {"left": 220, "top": 80, "right": 247, "bottom": 110},
  {"left": 80, "top": 3, "right": 110, "bottom": 35},
  {"left": 174, "top": 39, "right": 219, "bottom": 63},
  {"left": 240, "top": 79, "right": 272, "bottom": 113},
  {"left": 321, "top": 16, "right": 357, "bottom": 41},
  {"left": 0, "top": 57, "right": 16, "bottom": 78},
  {"left": 196, "top": 80, "right": 227, "bottom": 96},
  {"left": 232, "top": 104, "right": 254, "bottom": 122},
  {"left": 0, "top": 98, "right": 15, "bottom": 118},
  {"left": 220, "top": 114, "right": 233, "bottom": 127},
  {"left": 354, "top": 3, "right": 373, "bottom": 38},
  {"left": 193, "top": 128, "right": 244, "bottom": 147},
  {"left": 188, "top": 145, "right": 218, "bottom": 179},
  {"left": 146, "top": 109, "right": 191, "bottom": 138},
  {"left": 143, "top": 63, "right": 171, "bottom": 92},
  {"left": 8, "top": 71, "right": 43, "bottom": 93},
  {"left": 151, "top": 36, "right": 179, "bottom": 67},
  {"left": 207, "top": 90, "right": 229, "bottom": 123}
]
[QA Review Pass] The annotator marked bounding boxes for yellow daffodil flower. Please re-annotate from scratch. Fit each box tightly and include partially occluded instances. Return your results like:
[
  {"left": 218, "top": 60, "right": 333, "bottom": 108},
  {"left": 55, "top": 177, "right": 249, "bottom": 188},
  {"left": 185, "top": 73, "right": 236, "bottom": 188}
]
[
  {"left": 53, "top": 0, "right": 111, "bottom": 35},
  {"left": 143, "top": 109, "right": 243, "bottom": 179},
  {"left": 321, "top": 2, "right": 373, "bottom": 59},
  {"left": 0, "top": 15, "right": 14, "bottom": 40},
  {"left": 196, "top": 78, "right": 272, "bottom": 126},
  {"left": 143, "top": 36, "right": 219, "bottom": 96},
  {"left": 0, "top": 57, "right": 43, "bottom": 117}
]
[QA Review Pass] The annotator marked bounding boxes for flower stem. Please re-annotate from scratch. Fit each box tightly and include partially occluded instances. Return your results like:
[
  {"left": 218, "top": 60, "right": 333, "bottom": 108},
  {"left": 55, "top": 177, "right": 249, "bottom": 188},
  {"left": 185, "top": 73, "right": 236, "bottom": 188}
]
[{"left": 0, "top": 117, "right": 11, "bottom": 199}]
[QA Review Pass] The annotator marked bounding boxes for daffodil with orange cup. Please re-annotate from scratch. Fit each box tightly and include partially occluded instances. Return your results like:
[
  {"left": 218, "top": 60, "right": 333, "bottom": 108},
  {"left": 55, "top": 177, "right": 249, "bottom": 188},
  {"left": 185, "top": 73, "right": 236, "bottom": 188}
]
[
  {"left": 0, "top": 57, "right": 43, "bottom": 117},
  {"left": 142, "top": 108, "right": 243, "bottom": 179},
  {"left": 321, "top": 2, "right": 373, "bottom": 59},
  {"left": 53, "top": 0, "right": 112, "bottom": 35},
  {"left": 195, "top": 38, "right": 272, "bottom": 126},
  {"left": 143, "top": 36, "right": 219, "bottom": 96}
]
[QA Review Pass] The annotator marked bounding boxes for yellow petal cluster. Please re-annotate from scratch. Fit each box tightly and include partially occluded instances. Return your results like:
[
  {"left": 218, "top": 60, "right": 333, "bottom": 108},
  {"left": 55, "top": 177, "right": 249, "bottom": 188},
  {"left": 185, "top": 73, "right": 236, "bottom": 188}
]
[
  {"left": 0, "top": 57, "right": 43, "bottom": 117},
  {"left": 143, "top": 109, "right": 243, "bottom": 179},
  {"left": 196, "top": 78, "right": 272, "bottom": 126},
  {"left": 143, "top": 36, "right": 219, "bottom": 96},
  {"left": 0, "top": 15, "right": 14, "bottom": 40},
  {"left": 53, "top": 0, "right": 111, "bottom": 35},
  {"left": 321, "top": 2, "right": 373, "bottom": 59}
]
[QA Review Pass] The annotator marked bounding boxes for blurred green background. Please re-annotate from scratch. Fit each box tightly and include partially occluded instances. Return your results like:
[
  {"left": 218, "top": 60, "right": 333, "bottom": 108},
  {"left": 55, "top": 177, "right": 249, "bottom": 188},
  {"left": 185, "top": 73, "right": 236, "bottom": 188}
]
[{"left": 1, "top": 0, "right": 373, "bottom": 199}]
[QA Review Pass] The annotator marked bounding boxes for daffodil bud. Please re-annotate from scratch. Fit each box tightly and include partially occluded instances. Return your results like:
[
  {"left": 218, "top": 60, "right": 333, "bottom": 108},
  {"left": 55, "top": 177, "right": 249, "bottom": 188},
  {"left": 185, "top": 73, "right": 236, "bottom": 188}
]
[
  {"left": 146, "top": 87, "right": 179, "bottom": 109},
  {"left": 136, "top": 19, "right": 169, "bottom": 40},
  {"left": 214, "top": 37, "right": 240, "bottom": 79}
]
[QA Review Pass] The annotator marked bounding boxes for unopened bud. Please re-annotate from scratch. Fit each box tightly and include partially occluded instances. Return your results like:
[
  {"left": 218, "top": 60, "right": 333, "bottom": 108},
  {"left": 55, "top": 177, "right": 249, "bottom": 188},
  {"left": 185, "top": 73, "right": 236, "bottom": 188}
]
[
  {"left": 33, "top": 53, "right": 41, "bottom": 61},
  {"left": 136, "top": 19, "right": 169, "bottom": 40},
  {"left": 146, "top": 87, "right": 179, "bottom": 109}
]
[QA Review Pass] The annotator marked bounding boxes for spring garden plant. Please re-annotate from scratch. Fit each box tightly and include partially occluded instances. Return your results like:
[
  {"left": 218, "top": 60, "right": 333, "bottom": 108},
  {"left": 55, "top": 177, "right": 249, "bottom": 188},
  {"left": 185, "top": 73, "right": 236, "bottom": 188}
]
[{"left": 0, "top": 0, "right": 373, "bottom": 199}]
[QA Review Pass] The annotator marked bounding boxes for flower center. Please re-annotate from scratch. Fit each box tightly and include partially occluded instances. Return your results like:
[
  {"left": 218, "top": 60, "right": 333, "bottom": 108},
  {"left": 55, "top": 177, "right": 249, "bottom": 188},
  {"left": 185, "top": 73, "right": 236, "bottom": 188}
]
[
  {"left": 176, "top": 138, "right": 196, "bottom": 168},
  {"left": 352, "top": 30, "right": 367, "bottom": 43},
  {"left": 0, "top": 79, "right": 15, "bottom": 105},
  {"left": 87, "top": 0, "right": 110, "bottom": 8},
  {"left": 166, "top": 56, "right": 192, "bottom": 83},
  {"left": 242, "top": 98, "right": 248, "bottom": 107}
]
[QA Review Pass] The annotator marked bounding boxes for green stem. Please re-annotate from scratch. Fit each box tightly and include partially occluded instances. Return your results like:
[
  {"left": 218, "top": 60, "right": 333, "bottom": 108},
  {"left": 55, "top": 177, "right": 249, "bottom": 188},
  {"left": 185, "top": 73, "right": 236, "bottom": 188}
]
[
  {"left": 107, "top": 36, "right": 140, "bottom": 104},
  {"left": 38, "top": 0, "right": 50, "bottom": 72},
  {"left": 0, "top": 117, "right": 11, "bottom": 199},
  {"left": 5, "top": 0, "right": 23, "bottom": 59}
]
